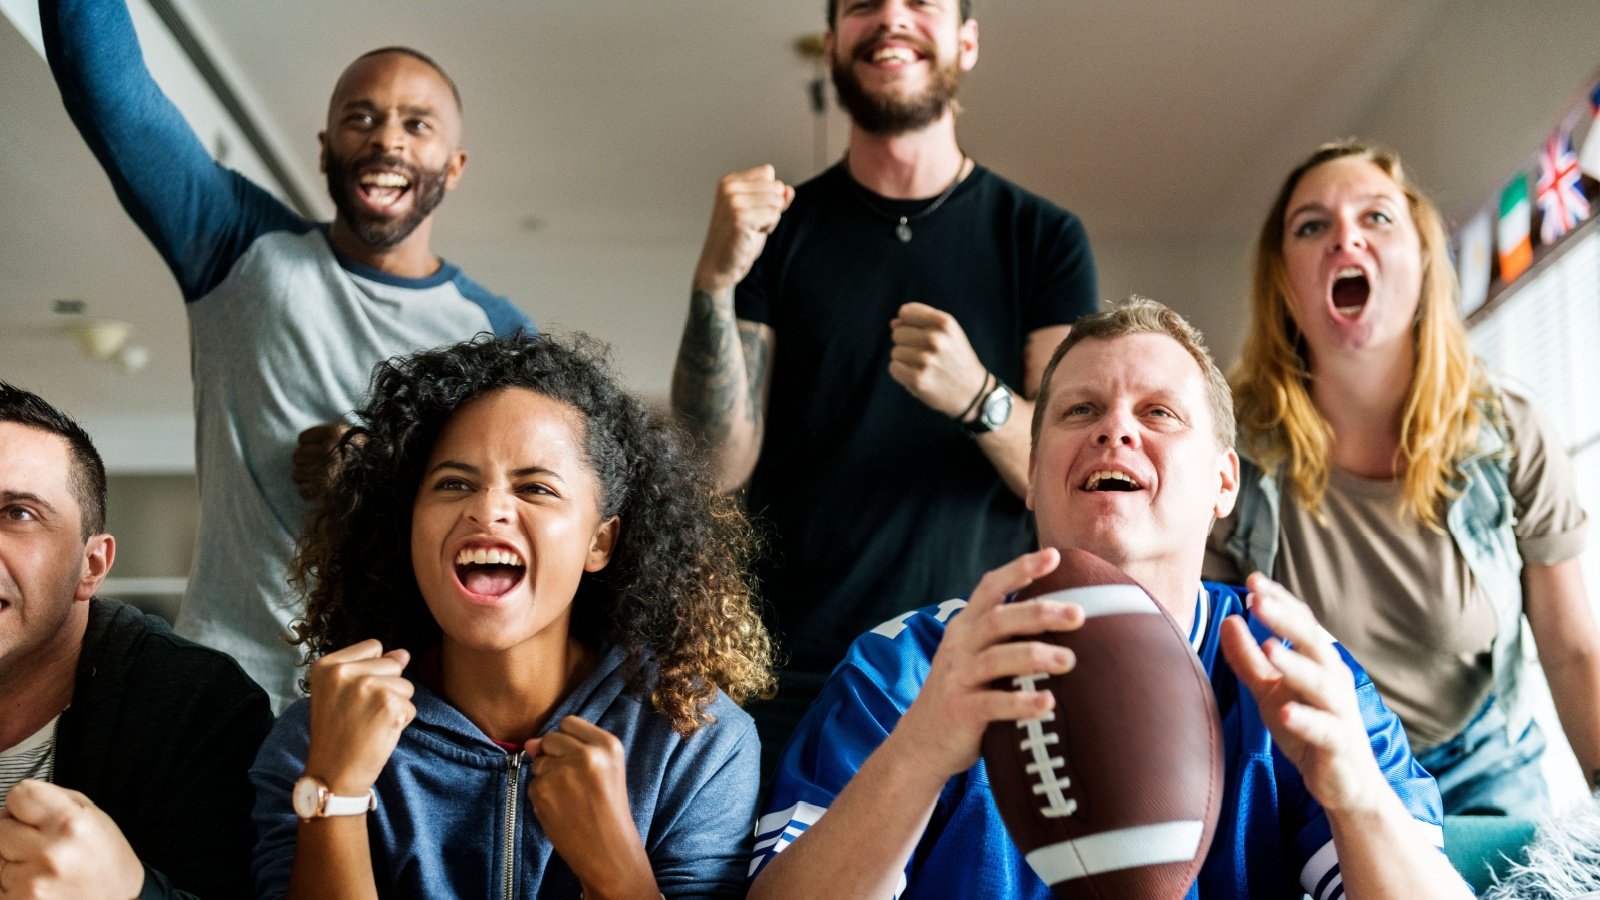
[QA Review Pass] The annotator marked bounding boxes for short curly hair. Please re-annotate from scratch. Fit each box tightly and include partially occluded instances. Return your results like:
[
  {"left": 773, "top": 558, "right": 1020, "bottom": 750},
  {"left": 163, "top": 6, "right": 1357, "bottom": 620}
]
[{"left": 292, "top": 333, "right": 774, "bottom": 734}]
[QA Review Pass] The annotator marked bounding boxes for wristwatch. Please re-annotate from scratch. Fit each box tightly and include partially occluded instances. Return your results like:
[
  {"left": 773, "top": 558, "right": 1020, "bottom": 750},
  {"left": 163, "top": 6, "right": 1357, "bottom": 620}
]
[
  {"left": 292, "top": 775, "right": 376, "bottom": 820},
  {"left": 964, "top": 380, "right": 1014, "bottom": 434}
]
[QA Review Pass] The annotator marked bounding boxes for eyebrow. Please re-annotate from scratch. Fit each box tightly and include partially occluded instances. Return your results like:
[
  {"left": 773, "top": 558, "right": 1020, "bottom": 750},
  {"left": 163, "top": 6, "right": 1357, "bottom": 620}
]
[
  {"left": 428, "top": 460, "right": 565, "bottom": 482},
  {"left": 1052, "top": 385, "right": 1191, "bottom": 409},
  {"left": 0, "top": 489, "right": 58, "bottom": 514},
  {"left": 1287, "top": 192, "right": 1402, "bottom": 220},
  {"left": 339, "top": 99, "right": 439, "bottom": 119}
]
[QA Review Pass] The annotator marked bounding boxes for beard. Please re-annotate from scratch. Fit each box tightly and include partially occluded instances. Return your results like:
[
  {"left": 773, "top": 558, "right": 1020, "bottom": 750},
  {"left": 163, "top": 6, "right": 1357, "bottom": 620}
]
[
  {"left": 830, "top": 40, "right": 962, "bottom": 136},
  {"left": 324, "top": 152, "right": 450, "bottom": 250}
]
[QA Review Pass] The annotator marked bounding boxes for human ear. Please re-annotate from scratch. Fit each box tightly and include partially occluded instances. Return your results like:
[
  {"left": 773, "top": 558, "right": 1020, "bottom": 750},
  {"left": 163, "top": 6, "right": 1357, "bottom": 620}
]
[
  {"left": 958, "top": 19, "right": 979, "bottom": 72},
  {"left": 584, "top": 516, "right": 620, "bottom": 573},
  {"left": 75, "top": 534, "right": 116, "bottom": 602},
  {"left": 1213, "top": 448, "right": 1240, "bottom": 519}
]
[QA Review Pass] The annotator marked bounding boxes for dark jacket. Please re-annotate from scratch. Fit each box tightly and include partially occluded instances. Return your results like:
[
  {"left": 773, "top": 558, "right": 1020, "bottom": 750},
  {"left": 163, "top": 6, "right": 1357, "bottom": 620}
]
[{"left": 54, "top": 598, "right": 274, "bottom": 899}]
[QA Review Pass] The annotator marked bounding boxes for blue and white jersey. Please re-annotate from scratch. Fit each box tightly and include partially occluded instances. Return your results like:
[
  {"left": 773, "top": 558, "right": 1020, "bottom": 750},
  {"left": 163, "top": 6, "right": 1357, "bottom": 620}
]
[
  {"left": 752, "top": 583, "right": 1448, "bottom": 899},
  {"left": 43, "top": 0, "right": 533, "bottom": 710}
]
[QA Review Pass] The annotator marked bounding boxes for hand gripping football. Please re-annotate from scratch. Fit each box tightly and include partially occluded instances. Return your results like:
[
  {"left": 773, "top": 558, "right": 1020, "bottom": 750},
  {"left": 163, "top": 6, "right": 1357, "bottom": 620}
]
[{"left": 981, "top": 548, "right": 1224, "bottom": 899}]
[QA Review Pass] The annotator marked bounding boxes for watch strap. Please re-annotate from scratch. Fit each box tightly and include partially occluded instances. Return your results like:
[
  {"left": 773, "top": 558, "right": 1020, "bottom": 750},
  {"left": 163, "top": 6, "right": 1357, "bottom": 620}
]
[{"left": 321, "top": 788, "right": 376, "bottom": 817}]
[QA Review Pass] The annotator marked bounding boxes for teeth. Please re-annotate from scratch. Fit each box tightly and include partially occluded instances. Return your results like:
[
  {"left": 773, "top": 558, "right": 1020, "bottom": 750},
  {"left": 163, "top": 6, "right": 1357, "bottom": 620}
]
[
  {"left": 360, "top": 172, "right": 410, "bottom": 188},
  {"left": 454, "top": 547, "right": 525, "bottom": 567},
  {"left": 871, "top": 46, "right": 916, "bottom": 63},
  {"left": 1085, "top": 470, "right": 1137, "bottom": 490},
  {"left": 1334, "top": 266, "right": 1364, "bottom": 280}
]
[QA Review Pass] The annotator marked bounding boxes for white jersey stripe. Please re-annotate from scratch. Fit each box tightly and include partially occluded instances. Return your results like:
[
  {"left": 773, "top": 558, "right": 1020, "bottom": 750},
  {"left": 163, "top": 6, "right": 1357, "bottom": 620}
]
[
  {"left": 1024, "top": 820, "right": 1204, "bottom": 884},
  {"left": 1031, "top": 584, "right": 1156, "bottom": 619},
  {"left": 1297, "top": 820, "right": 1440, "bottom": 898},
  {"left": 1417, "top": 820, "right": 1443, "bottom": 848},
  {"left": 1300, "top": 837, "right": 1339, "bottom": 897},
  {"left": 754, "top": 800, "right": 826, "bottom": 839},
  {"left": 1189, "top": 587, "right": 1210, "bottom": 651}
]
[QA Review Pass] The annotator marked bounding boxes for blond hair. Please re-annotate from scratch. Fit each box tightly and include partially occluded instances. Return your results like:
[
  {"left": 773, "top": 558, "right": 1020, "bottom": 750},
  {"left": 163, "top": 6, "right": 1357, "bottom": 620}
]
[
  {"left": 1232, "top": 140, "right": 1498, "bottom": 529},
  {"left": 1032, "top": 296, "right": 1235, "bottom": 450}
]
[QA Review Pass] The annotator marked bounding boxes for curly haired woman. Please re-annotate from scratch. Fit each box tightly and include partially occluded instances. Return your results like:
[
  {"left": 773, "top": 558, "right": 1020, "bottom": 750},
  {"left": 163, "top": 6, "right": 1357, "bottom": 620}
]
[
  {"left": 1207, "top": 141, "right": 1600, "bottom": 817},
  {"left": 250, "top": 333, "right": 774, "bottom": 898}
]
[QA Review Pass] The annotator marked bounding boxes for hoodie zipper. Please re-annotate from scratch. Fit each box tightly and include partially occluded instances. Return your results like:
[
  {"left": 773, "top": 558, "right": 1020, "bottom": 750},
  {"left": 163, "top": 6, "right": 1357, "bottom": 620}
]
[{"left": 502, "top": 750, "right": 524, "bottom": 899}]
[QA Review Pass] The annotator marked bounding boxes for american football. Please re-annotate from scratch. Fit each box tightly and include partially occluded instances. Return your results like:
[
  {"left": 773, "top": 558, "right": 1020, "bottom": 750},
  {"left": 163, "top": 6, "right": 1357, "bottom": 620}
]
[{"left": 981, "top": 548, "right": 1224, "bottom": 900}]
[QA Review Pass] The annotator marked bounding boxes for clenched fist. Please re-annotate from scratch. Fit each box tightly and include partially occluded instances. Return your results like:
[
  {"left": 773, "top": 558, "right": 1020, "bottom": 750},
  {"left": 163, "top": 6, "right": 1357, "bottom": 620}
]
[
  {"left": 889, "top": 302, "right": 990, "bottom": 420},
  {"left": 693, "top": 165, "right": 794, "bottom": 294}
]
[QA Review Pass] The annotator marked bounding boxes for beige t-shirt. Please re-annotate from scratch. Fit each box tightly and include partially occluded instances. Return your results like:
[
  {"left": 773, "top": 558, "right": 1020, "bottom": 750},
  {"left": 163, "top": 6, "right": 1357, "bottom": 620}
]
[{"left": 1205, "top": 388, "right": 1588, "bottom": 751}]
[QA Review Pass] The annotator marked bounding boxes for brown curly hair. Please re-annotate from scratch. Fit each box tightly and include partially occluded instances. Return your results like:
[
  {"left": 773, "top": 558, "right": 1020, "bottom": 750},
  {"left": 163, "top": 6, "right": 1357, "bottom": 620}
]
[{"left": 292, "top": 332, "right": 774, "bottom": 734}]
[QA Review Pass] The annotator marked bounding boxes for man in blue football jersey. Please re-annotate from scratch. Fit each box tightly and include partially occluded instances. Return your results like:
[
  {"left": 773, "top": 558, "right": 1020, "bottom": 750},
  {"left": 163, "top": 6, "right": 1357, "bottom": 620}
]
[{"left": 749, "top": 299, "right": 1470, "bottom": 899}]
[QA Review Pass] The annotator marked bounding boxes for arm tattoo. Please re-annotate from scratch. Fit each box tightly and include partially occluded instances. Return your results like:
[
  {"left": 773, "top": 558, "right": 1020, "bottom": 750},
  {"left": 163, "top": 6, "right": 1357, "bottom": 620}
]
[
  {"left": 672, "top": 289, "right": 745, "bottom": 445},
  {"left": 738, "top": 320, "right": 768, "bottom": 433}
]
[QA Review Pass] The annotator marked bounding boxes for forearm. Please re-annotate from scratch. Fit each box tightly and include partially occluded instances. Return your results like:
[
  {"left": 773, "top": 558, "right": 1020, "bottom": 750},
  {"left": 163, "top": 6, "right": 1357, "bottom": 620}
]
[
  {"left": 41, "top": 0, "right": 250, "bottom": 296},
  {"left": 577, "top": 861, "right": 658, "bottom": 900},
  {"left": 1524, "top": 559, "right": 1600, "bottom": 787},
  {"left": 284, "top": 818, "right": 381, "bottom": 900},
  {"left": 749, "top": 729, "right": 946, "bottom": 900},
  {"left": 1325, "top": 792, "right": 1468, "bottom": 900},
  {"left": 1542, "top": 647, "right": 1600, "bottom": 788},
  {"left": 670, "top": 288, "right": 763, "bottom": 491},
  {"left": 971, "top": 395, "right": 1034, "bottom": 498}
]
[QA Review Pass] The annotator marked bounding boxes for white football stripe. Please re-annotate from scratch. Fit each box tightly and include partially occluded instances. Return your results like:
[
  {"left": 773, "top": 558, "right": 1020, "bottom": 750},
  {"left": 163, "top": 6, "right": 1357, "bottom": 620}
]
[
  {"left": 1024, "top": 820, "right": 1204, "bottom": 883},
  {"left": 1031, "top": 584, "right": 1156, "bottom": 619}
]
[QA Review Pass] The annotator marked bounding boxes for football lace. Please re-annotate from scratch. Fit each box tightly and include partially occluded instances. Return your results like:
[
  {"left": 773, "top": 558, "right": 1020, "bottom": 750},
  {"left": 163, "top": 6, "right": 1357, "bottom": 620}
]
[{"left": 1011, "top": 672, "right": 1078, "bottom": 818}]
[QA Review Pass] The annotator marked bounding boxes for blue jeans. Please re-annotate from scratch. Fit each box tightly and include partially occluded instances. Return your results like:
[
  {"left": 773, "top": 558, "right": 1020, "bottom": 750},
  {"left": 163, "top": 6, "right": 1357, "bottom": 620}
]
[{"left": 1416, "top": 697, "right": 1549, "bottom": 818}]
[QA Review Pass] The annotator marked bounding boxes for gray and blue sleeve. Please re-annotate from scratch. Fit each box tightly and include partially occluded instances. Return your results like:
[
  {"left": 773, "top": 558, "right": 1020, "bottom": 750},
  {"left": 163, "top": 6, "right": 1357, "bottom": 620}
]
[{"left": 41, "top": 0, "right": 308, "bottom": 302}]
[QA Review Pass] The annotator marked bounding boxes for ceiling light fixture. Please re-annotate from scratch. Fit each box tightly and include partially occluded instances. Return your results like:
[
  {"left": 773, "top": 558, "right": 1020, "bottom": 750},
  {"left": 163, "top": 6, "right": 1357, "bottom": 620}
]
[{"left": 61, "top": 317, "right": 132, "bottom": 360}]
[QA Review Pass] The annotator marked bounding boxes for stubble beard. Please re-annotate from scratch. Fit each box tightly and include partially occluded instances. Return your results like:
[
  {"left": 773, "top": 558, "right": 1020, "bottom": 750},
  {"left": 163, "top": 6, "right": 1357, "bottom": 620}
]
[
  {"left": 325, "top": 153, "right": 450, "bottom": 251},
  {"left": 831, "top": 45, "right": 961, "bottom": 136}
]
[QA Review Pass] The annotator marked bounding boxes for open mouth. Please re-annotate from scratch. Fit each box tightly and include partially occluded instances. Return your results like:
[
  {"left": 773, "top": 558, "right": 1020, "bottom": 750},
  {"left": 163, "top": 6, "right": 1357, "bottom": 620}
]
[
  {"left": 858, "top": 39, "right": 927, "bottom": 66},
  {"left": 453, "top": 546, "right": 526, "bottom": 598},
  {"left": 1081, "top": 469, "right": 1142, "bottom": 492},
  {"left": 357, "top": 170, "right": 412, "bottom": 211},
  {"left": 1331, "top": 266, "right": 1370, "bottom": 319}
]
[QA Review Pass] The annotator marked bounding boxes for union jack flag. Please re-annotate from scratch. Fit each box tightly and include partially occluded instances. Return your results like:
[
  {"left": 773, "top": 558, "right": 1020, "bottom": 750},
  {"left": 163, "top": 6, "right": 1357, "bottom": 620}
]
[{"left": 1535, "top": 124, "right": 1589, "bottom": 244}]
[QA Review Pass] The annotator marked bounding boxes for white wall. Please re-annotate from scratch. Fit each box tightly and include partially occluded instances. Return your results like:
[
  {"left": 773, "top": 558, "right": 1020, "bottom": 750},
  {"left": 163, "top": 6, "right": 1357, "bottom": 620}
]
[
  {"left": 1351, "top": 0, "right": 1600, "bottom": 223},
  {"left": 1089, "top": 233, "right": 1255, "bottom": 369}
]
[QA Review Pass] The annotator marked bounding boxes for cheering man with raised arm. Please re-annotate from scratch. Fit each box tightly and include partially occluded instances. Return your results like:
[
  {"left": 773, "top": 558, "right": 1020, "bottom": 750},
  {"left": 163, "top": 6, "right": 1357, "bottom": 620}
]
[
  {"left": 42, "top": 0, "right": 534, "bottom": 710},
  {"left": 672, "top": 0, "right": 1097, "bottom": 770}
]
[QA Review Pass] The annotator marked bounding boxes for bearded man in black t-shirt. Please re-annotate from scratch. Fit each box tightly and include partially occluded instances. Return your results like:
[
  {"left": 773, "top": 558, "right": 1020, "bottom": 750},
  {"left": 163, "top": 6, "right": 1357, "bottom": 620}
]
[{"left": 671, "top": 0, "right": 1097, "bottom": 776}]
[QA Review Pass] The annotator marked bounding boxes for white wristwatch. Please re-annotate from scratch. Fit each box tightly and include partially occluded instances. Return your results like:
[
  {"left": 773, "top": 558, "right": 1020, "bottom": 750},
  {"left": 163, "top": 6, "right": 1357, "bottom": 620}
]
[{"left": 292, "top": 775, "right": 376, "bottom": 820}]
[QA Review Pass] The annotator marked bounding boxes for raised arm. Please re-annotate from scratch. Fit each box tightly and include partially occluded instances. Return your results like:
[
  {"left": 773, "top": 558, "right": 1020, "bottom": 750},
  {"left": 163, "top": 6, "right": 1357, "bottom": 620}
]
[
  {"left": 40, "top": 0, "right": 302, "bottom": 301},
  {"left": 671, "top": 166, "right": 790, "bottom": 492},
  {"left": 1221, "top": 575, "right": 1470, "bottom": 900},
  {"left": 750, "top": 549, "right": 1082, "bottom": 899},
  {"left": 250, "top": 642, "right": 415, "bottom": 900}
]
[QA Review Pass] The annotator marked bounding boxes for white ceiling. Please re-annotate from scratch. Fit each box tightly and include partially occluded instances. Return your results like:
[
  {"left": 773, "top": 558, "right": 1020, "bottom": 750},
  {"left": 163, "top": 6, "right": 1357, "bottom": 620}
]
[{"left": 2, "top": 0, "right": 1595, "bottom": 470}]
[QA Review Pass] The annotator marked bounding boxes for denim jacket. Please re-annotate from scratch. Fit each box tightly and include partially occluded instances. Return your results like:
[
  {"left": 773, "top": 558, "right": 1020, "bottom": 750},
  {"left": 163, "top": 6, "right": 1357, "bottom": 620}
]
[
  {"left": 1222, "top": 407, "right": 1530, "bottom": 740},
  {"left": 250, "top": 642, "right": 760, "bottom": 899}
]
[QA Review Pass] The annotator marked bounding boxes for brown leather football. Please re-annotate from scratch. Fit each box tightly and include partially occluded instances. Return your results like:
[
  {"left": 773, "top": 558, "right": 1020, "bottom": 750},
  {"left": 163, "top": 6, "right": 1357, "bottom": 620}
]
[{"left": 980, "top": 548, "right": 1224, "bottom": 899}]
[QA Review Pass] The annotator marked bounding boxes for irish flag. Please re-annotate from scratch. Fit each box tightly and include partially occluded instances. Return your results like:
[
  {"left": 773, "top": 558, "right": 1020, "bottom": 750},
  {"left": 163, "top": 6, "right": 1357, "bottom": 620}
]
[{"left": 1497, "top": 174, "right": 1532, "bottom": 283}]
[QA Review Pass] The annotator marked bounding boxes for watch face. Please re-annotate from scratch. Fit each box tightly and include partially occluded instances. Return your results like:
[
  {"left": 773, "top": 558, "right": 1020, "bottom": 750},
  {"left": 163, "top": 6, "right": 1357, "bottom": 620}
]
[
  {"left": 982, "top": 387, "right": 1013, "bottom": 428},
  {"left": 292, "top": 777, "right": 324, "bottom": 819}
]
